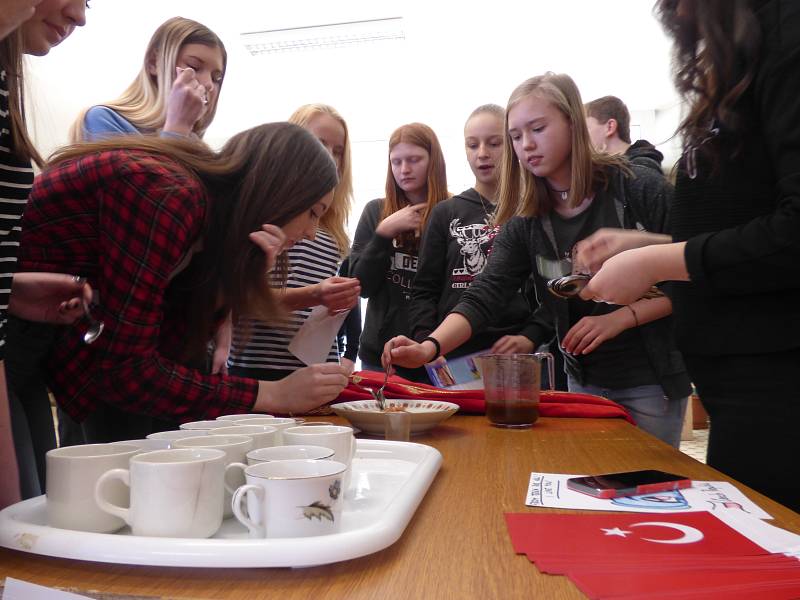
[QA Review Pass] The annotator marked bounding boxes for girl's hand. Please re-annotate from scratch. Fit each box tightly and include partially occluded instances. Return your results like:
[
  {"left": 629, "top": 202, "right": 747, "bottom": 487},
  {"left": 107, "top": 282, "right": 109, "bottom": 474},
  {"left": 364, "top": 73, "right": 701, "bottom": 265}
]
[
  {"left": 314, "top": 277, "right": 361, "bottom": 314},
  {"left": 340, "top": 357, "right": 355, "bottom": 376},
  {"left": 0, "top": 0, "right": 42, "bottom": 40},
  {"left": 9, "top": 272, "right": 91, "bottom": 325},
  {"left": 375, "top": 203, "right": 426, "bottom": 239},
  {"left": 256, "top": 363, "right": 349, "bottom": 414},
  {"left": 490, "top": 335, "right": 535, "bottom": 355},
  {"left": 383, "top": 335, "right": 435, "bottom": 369},
  {"left": 573, "top": 228, "right": 671, "bottom": 275},
  {"left": 249, "top": 224, "right": 286, "bottom": 272},
  {"left": 561, "top": 309, "right": 634, "bottom": 355},
  {"left": 211, "top": 313, "right": 232, "bottom": 375},
  {"left": 163, "top": 67, "right": 209, "bottom": 136}
]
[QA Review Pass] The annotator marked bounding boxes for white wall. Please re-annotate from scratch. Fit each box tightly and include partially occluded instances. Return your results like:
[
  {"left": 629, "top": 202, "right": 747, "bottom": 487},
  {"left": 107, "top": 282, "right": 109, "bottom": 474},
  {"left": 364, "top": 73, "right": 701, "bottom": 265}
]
[{"left": 25, "top": 0, "right": 682, "bottom": 239}]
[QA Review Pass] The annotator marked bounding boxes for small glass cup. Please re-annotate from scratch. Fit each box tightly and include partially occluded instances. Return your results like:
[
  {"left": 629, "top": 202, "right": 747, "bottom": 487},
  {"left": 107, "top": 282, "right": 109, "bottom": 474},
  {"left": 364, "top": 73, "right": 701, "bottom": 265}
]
[
  {"left": 477, "top": 353, "right": 554, "bottom": 428},
  {"left": 384, "top": 411, "right": 411, "bottom": 441}
]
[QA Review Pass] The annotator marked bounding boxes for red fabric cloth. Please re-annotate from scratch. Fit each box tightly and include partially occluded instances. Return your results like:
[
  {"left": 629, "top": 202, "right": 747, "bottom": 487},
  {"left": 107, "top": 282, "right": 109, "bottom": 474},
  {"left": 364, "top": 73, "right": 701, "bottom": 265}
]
[{"left": 342, "top": 371, "right": 634, "bottom": 424}]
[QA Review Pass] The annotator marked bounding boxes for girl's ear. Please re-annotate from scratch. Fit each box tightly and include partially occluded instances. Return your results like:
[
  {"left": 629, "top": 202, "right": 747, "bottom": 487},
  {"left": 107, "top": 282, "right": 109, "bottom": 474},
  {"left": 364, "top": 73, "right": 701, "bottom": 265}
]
[{"left": 146, "top": 52, "right": 158, "bottom": 77}]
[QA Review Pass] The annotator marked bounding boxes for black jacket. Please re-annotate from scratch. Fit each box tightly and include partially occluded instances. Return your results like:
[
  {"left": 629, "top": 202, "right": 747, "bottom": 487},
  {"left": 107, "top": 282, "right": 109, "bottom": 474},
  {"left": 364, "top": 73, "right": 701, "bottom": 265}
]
[
  {"left": 625, "top": 140, "right": 664, "bottom": 173},
  {"left": 452, "top": 166, "right": 691, "bottom": 401},
  {"left": 410, "top": 188, "right": 540, "bottom": 357}
]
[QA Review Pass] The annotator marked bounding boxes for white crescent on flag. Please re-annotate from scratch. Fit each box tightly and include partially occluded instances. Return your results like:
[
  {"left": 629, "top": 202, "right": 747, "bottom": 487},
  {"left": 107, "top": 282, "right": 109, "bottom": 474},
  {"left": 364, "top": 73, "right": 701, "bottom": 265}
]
[{"left": 629, "top": 521, "right": 705, "bottom": 544}]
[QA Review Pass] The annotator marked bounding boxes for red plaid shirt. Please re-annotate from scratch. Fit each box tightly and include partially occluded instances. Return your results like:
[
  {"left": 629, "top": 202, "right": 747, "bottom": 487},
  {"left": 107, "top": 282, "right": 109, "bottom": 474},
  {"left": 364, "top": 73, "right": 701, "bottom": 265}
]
[{"left": 19, "top": 150, "right": 257, "bottom": 422}]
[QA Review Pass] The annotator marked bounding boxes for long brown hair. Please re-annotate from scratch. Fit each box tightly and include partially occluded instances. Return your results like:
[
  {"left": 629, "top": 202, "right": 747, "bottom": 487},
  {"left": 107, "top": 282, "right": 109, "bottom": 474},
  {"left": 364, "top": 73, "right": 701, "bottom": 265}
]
[
  {"left": 656, "top": 0, "right": 760, "bottom": 156},
  {"left": 288, "top": 103, "right": 353, "bottom": 258},
  {"left": 49, "top": 123, "right": 338, "bottom": 358},
  {"left": 70, "top": 17, "right": 227, "bottom": 142},
  {"left": 382, "top": 123, "right": 449, "bottom": 250},
  {"left": 0, "top": 30, "right": 43, "bottom": 166},
  {"left": 495, "top": 73, "right": 626, "bottom": 225}
]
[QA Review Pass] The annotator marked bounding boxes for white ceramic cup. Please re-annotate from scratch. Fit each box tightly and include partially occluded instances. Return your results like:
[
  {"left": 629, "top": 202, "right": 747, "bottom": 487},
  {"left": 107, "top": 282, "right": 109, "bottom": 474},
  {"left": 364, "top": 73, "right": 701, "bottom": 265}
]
[
  {"left": 216, "top": 413, "right": 273, "bottom": 422},
  {"left": 246, "top": 445, "right": 335, "bottom": 465},
  {"left": 283, "top": 425, "right": 356, "bottom": 491},
  {"left": 111, "top": 438, "right": 172, "bottom": 452},
  {"left": 179, "top": 420, "right": 232, "bottom": 432},
  {"left": 46, "top": 443, "right": 139, "bottom": 533},
  {"left": 147, "top": 429, "right": 210, "bottom": 441},
  {"left": 94, "top": 448, "right": 226, "bottom": 538},
  {"left": 235, "top": 417, "right": 301, "bottom": 444},
  {"left": 173, "top": 434, "right": 253, "bottom": 517},
  {"left": 232, "top": 459, "right": 347, "bottom": 538},
  {"left": 212, "top": 425, "right": 278, "bottom": 450},
  {"left": 282, "top": 426, "right": 356, "bottom": 468}
]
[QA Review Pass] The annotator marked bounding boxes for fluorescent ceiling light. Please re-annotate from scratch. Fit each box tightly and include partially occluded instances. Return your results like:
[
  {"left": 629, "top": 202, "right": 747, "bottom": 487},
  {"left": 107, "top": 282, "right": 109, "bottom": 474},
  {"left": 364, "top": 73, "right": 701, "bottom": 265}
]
[{"left": 242, "top": 17, "right": 404, "bottom": 55}]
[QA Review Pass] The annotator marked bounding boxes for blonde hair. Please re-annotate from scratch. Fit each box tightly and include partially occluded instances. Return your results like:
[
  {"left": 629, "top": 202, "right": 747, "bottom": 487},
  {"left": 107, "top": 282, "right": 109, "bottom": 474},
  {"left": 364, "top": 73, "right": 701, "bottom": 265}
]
[
  {"left": 69, "top": 17, "right": 226, "bottom": 142},
  {"left": 495, "top": 72, "right": 626, "bottom": 225},
  {"left": 382, "top": 123, "right": 450, "bottom": 250},
  {"left": 288, "top": 103, "right": 353, "bottom": 258}
]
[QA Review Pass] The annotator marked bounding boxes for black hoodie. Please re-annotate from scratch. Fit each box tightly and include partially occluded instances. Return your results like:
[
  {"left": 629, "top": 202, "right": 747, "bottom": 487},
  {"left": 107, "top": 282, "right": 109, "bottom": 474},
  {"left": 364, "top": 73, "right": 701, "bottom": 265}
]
[
  {"left": 625, "top": 139, "right": 665, "bottom": 174},
  {"left": 410, "top": 189, "right": 540, "bottom": 357}
]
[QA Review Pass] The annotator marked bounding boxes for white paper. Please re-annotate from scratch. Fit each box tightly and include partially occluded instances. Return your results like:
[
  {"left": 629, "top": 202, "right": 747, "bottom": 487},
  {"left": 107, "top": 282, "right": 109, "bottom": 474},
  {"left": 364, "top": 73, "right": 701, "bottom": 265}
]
[
  {"left": 525, "top": 472, "right": 772, "bottom": 520},
  {"left": 288, "top": 306, "right": 349, "bottom": 366},
  {"left": 3, "top": 578, "right": 95, "bottom": 600}
]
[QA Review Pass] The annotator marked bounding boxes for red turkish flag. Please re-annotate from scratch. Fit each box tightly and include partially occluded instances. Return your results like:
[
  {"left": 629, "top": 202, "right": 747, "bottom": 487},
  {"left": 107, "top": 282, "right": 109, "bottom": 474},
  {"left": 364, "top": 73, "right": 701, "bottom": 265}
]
[{"left": 505, "top": 511, "right": 768, "bottom": 558}]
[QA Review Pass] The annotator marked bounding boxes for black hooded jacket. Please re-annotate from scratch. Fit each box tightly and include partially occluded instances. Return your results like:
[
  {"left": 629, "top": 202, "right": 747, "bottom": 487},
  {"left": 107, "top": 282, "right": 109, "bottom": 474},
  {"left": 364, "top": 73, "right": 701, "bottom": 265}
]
[{"left": 625, "top": 139, "right": 664, "bottom": 174}]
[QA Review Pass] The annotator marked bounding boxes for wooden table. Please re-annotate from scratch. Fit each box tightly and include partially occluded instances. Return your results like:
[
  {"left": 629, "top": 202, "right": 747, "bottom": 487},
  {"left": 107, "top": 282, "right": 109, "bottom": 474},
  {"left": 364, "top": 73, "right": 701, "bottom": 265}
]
[{"left": 2, "top": 415, "right": 799, "bottom": 599}]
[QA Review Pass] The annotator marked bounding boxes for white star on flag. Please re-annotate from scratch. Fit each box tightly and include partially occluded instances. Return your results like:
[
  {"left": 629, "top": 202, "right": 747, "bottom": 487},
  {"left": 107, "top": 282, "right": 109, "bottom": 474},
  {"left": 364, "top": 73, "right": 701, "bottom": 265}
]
[{"left": 602, "top": 527, "right": 632, "bottom": 537}]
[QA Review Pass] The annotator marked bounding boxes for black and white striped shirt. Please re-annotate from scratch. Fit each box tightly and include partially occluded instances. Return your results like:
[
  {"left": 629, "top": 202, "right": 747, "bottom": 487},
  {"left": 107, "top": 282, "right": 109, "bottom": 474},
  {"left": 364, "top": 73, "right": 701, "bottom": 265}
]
[
  {"left": 228, "top": 229, "right": 341, "bottom": 371},
  {"left": 0, "top": 70, "right": 34, "bottom": 360}
]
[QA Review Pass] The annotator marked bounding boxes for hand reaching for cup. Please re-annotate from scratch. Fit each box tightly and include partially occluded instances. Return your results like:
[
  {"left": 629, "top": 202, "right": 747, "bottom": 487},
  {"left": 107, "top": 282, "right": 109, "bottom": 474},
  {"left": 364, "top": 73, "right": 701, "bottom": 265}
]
[{"left": 163, "top": 67, "right": 210, "bottom": 136}]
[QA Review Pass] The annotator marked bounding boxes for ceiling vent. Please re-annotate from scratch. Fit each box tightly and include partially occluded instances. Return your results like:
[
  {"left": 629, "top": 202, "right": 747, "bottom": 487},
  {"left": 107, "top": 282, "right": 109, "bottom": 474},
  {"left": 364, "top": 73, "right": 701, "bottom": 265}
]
[{"left": 242, "top": 17, "right": 404, "bottom": 55}]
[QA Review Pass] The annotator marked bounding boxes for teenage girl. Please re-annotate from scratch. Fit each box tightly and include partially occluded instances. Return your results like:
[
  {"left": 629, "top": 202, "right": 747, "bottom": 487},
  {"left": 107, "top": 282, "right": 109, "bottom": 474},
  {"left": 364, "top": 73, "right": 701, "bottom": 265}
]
[
  {"left": 386, "top": 73, "right": 691, "bottom": 447},
  {"left": 411, "top": 105, "right": 541, "bottom": 360},
  {"left": 350, "top": 123, "right": 449, "bottom": 383},
  {"left": 70, "top": 16, "right": 225, "bottom": 141},
  {"left": 1, "top": 0, "right": 89, "bottom": 503},
  {"left": 227, "top": 104, "right": 360, "bottom": 386}
]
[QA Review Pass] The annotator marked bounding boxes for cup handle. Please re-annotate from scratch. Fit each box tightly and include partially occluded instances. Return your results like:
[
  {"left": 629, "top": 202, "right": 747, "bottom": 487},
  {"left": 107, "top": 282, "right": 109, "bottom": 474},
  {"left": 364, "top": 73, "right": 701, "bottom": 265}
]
[
  {"left": 94, "top": 468, "right": 131, "bottom": 524},
  {"left": 534, "top": 352, "right": 555, "bottom": 391},
  {"left": 231, "top": 484, "right": 265, "bottom": 538},
  {"left": 224, "top": 462, "right": 248, "bottom": 495}
]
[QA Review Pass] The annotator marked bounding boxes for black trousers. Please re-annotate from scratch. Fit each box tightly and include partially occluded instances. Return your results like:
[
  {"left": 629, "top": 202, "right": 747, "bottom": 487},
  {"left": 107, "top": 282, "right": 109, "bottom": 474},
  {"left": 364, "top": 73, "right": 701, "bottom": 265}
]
[
  {"left": 5, "top": 318, "right": 58, "bottom": 497},
  {"left": 685, "top": 349, "right": 800, "bottom": 513}
]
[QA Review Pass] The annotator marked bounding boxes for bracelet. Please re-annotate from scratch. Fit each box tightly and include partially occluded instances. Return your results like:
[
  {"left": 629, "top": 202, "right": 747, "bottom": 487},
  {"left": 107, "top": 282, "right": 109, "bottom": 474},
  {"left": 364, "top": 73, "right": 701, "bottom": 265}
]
[
  {"left": 627, "top": 305, "right": 639, "bottom": 328},
  {"left": 422, "top": 336, "right": 441, "bottom": 361}
]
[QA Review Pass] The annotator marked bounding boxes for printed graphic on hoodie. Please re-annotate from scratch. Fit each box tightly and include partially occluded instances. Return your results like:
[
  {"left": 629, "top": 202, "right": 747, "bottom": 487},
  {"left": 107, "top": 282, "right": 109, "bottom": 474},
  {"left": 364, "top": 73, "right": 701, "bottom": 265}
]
[
  {"left": 387, "top": 248, "right": 418, "bottom": 301},
  {"left": 449, "top": 218, "right": 499, "bottom": 288}
]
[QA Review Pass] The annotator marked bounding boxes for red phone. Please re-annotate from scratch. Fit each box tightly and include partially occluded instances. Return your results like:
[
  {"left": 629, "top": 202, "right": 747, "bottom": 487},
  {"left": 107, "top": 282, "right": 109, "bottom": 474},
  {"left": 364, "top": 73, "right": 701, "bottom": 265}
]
[{"left": 566, "top": 470, "right": 692, "bottom": 499}]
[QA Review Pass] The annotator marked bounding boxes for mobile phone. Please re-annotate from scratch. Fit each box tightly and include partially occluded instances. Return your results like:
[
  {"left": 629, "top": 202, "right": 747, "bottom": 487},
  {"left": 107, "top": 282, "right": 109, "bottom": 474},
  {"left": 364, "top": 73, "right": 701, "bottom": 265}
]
[{"left": 566, "top": 470, "right": 692, "bottom": 499}]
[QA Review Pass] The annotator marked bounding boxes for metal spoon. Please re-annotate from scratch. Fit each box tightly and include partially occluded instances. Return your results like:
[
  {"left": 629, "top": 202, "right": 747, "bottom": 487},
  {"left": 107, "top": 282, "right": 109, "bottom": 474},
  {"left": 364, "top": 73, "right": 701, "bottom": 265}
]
[
  {"left": 375, "top": 342, "right": 392, "bottom": 411},
  {"left": 81, "top": 297, "right": 104, "bottom": 344}
]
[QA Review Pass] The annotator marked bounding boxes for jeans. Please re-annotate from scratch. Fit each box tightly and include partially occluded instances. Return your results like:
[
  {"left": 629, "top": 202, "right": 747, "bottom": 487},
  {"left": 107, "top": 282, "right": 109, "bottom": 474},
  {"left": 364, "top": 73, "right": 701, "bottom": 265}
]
[{"left": 567, "top": 376, "right": 687, "bottom": 448}]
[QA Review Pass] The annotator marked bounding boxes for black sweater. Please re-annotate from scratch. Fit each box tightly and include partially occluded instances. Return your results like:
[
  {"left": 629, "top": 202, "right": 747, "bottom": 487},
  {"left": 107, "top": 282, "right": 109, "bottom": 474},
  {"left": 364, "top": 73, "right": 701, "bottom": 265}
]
[
  {"left": 670, "top": 0, "right": 800, "bottom": 357},
  {"left": 350, "top": 199, "right": 422, "bottom": 369}
]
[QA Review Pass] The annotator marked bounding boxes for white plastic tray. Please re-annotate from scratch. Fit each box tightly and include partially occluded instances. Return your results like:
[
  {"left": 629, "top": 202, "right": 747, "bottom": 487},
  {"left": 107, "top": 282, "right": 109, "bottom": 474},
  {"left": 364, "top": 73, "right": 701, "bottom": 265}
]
[{"left": 0, "top": 440, "right": 442, "bottom": 568}]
